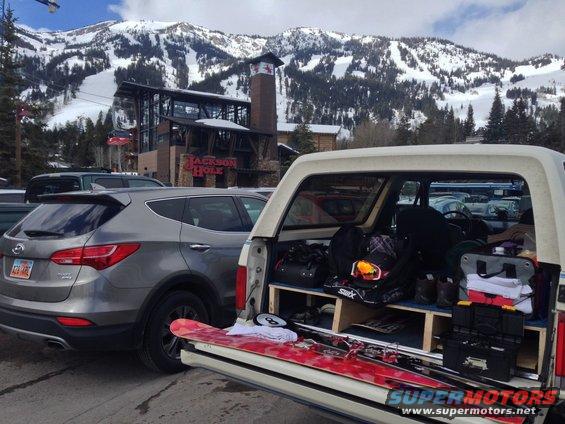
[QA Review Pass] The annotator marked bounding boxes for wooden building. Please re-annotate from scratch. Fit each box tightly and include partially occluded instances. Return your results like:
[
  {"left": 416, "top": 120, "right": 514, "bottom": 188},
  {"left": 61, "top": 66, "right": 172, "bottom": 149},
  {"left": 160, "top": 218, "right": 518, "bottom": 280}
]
[
  {"left": 277, "top": 123, "right": 343, "bottom": 152},
  {"left": 114, "top": 53, "right": 284, "bottom": 188}
]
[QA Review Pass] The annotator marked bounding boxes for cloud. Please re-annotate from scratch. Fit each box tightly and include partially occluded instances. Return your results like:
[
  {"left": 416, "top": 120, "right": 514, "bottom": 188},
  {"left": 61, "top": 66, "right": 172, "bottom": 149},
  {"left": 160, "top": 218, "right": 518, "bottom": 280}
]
[
  {"left": 108, "top": 0, "right": 564, "bottom": 59},
  {"left": 449, "top": 0, "right": 565, "bottom": 59}
]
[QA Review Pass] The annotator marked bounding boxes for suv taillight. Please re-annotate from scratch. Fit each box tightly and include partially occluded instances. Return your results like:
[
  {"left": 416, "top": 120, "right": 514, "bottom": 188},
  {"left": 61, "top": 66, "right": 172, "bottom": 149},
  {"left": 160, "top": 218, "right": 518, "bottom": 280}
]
[
  {"left": 556, "top": 313, "right": 565, "bottom": 377},
  {"left": 235, "top": 266, "right": 247, "bottom": 310},
  {"left": 50, "top": 244, "right": 140, "bottom": 270}
]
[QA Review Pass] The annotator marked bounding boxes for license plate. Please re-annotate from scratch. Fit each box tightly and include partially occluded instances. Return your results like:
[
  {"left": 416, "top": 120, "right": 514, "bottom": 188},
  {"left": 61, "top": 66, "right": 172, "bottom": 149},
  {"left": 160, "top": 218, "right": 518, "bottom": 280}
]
[{"left": 10, "top": 259, "right": 34, "bottom": 280}]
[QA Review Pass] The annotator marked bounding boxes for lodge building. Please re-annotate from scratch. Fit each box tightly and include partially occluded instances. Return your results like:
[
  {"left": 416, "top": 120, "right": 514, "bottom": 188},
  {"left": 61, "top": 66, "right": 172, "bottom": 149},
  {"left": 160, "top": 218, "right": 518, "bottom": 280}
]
[{"left": 114, "top": 52, "right": 342, "bottom": 188}]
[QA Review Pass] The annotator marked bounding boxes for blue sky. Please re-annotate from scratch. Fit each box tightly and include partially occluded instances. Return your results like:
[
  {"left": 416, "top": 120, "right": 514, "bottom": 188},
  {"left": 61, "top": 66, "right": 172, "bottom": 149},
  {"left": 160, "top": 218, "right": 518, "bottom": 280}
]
[
  {"left": 9, "top": 0, "right": 119, "bottom": 31},
  {"left": 7, "top": 0, "right": 565, "bottom": 59}
]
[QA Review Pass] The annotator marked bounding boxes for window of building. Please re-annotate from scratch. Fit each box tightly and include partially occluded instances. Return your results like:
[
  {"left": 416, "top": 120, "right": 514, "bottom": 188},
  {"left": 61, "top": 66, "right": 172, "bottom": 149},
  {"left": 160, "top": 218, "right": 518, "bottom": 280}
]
[
  {"left": 161, "top": 95, "right": 171, "bottom": 116},
  {"left": 173, "top": 101, "right": 199, "bottom": 119}
]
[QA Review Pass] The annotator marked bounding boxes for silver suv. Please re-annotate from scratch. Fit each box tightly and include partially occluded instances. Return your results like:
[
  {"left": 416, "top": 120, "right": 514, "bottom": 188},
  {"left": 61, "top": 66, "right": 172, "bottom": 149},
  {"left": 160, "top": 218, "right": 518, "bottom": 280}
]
[{"left": 0, "top": 188, "right": 266, "bottom": 372}]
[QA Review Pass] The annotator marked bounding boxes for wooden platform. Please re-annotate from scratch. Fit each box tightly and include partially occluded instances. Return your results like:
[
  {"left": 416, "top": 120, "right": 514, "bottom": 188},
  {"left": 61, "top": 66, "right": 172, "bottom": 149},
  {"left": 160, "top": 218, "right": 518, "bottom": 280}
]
[{"left": 269, "top": 283, "right": 547, "bottom": 373}]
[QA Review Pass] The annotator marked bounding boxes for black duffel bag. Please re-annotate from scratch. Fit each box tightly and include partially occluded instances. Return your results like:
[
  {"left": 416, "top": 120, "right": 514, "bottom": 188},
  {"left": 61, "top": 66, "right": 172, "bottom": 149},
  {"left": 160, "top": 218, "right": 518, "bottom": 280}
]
[
  {"left": 324, "top": 226, "right": 417, "bottom": 308},
  {"left": 272, "top": 242, "right": 329, "bottom": 288}
]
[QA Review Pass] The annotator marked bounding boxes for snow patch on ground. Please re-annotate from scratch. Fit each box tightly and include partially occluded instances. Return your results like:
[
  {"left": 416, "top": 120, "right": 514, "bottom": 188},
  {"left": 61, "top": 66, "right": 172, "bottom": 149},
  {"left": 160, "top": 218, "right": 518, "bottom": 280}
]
[
  {"left": 47, "top": 69, "right": 115, "bottom": 128},
  {"left": 389, "top": 41, "right": 438, "bottom": 83},
  {"left": 300, "top": 55, "right": 322, "bottom": 71},
  {"left": 332, "top": 56, "right": 353, "bottom": 79}
]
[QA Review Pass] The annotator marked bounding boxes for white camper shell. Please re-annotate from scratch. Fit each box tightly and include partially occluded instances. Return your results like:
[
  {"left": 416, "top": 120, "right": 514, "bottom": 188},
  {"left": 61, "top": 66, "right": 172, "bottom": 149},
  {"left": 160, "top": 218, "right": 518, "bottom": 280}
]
[{"left": 181, "top": 145, "right": 565, "bottom": 423}]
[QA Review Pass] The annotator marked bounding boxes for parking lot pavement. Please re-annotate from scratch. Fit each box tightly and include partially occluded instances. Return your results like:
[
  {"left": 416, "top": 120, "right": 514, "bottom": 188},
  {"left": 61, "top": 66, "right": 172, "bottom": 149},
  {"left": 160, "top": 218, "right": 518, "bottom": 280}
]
[{"left": 0, "top": 333, "right": 338, "bottom": 424}]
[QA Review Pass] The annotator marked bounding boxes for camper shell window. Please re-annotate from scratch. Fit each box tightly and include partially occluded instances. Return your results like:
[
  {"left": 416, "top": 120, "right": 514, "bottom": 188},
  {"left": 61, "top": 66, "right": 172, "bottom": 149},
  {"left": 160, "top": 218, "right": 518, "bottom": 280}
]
[{"left": 282, "top": 174, "right": 387, "bottom": 229}]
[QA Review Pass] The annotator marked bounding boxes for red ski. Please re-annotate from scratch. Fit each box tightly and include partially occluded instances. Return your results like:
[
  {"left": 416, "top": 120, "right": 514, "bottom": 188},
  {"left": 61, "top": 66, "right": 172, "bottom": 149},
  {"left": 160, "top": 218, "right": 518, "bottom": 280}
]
[{"left": 172, "top": 319, "right": 525, "bottom": 424}]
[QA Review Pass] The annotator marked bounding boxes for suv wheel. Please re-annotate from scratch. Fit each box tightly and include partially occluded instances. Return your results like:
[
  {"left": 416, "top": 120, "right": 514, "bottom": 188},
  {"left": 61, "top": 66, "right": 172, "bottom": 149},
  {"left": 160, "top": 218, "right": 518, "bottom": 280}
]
[{"left": 138, "top": 291, "right": 210, "bottom": 373}]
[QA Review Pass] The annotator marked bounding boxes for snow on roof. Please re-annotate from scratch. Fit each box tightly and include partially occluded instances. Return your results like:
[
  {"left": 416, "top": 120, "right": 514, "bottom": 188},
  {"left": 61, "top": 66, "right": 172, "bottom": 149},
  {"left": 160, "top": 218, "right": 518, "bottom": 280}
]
[
  {"left": 173, "top": 88, "right": 250, "bottom": 104},
  {"left": 277, "top": 122, "right": 342, "bottom": 135},
  {"left": 277, "top": 142, "right": 300, "bottom": 154},
  {"left": 116, "top": 82, "right": 250, "bottom": 104},
  {"left": 196, "top": 118, "right": 249, "bottom": 131}
]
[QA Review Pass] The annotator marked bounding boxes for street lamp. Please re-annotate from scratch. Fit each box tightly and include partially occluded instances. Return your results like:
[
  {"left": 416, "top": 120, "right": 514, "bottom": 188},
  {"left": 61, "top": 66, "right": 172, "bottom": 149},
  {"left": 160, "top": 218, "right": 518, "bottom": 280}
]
[{"left": 33, "top": 0, "right": 60, "bottom": 13}]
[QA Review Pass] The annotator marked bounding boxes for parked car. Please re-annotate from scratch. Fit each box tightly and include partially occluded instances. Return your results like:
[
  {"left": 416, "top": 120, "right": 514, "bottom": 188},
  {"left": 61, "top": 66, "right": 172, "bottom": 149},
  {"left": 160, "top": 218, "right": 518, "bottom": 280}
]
[
  {"left": 0, "top": 189, "right": 26, "bottom": 203},
  {"left": 486, "top": 199, "right": 520, "bottom": 219},
  {"left": 0, "top": 203, "right": 37, "bottom": 235},
  {"left": 428, "top": 196, "right": 473, "bottom": 218},
  {"left": 178, "top": 145, "right": 565, "bottom": 423},
  {"left": 0, "top": 187, "right": 267, "bottom": 372},
  {"left": 24, "top": 172, "right": 164, "bottom": 203},
  {"left": 228, "top": 186, "right": 276, "bottom": 198}
]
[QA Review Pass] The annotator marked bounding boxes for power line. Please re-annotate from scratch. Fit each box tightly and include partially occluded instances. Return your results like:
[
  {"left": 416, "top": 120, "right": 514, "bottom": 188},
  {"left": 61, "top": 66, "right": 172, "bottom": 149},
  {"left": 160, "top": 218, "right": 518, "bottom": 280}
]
[
  {"left": 19, "top": 71, "right": 137, "bottom": 110},
  {"left": 19, "top": 70, "right": 117, "bottom": 101}
]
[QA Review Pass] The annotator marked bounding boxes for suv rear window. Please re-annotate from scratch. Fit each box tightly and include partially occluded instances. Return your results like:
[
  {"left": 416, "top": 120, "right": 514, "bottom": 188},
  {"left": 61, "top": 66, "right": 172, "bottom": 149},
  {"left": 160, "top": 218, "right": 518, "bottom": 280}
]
[
  {"left": 282, "top": 174, "right": 386, "bottom": 229},
  {"left": 8, "top": 203, "right": 121, "bottom": 239},
  {"left": 26, "top": 178, "right": 81, "bottom": 203}
]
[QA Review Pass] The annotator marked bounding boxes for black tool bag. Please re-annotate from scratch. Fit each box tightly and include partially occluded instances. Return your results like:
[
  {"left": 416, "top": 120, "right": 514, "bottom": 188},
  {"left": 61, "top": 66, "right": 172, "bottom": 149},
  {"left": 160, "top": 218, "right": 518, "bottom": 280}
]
[
  {"left": 442, "top": 303, "right": 524, "bottom": 381},
  {"left": 460, "top": 253, "right": 536, "bottom": 316},
  {"left": 324, "top": 227, "right": 417, "bottom": 308},
  {"left": 272, "top": 242, "right": 329, "bottom": 288}
]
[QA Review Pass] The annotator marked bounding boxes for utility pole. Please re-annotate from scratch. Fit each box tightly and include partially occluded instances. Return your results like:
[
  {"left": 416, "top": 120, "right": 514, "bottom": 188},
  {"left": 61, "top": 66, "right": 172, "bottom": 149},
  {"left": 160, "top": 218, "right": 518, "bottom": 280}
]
[
  {"left": 15, "top": 105, "right": 28, "bottom": 188},
  {"left": 15, "top": 109, "right": 21, "bottom": 187}
]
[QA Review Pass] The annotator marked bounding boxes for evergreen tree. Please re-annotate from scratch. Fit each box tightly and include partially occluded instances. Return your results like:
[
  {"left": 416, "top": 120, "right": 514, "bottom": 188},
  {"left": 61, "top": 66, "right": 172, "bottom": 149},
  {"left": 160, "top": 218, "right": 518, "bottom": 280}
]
[
  {"left": 289, "top": 122, "right": 316, "bottom": 154},
  {"left": 504, "top": 98, "right": 535, "bottom": 145},
  {"left": 443, "top": 107, "right": 457, "bottom": 144},
  {"left": 484, "top": 88, "right": 505, "bottom": 143},
  {"left": 394, "top": 113, "right": 412, "bottom": 145},
  {"left": 463, "top": 104, "right": 475, "bottom": 138},
  {"left": 76, "top": 118, "right": 96, "bottom": 166},
  {"left": 0, "top": 8, "right": 22, "bottom": 180}
]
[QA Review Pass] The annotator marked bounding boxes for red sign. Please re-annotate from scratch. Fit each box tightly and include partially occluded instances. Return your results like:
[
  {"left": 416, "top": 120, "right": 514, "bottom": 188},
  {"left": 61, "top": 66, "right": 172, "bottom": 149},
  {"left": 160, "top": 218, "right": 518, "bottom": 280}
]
[
  {"left": 107, "top": 137, "right": 131, "bottom": 146},
  {"left": 184, "top": 155, "right": 237, "bottom": 177}
]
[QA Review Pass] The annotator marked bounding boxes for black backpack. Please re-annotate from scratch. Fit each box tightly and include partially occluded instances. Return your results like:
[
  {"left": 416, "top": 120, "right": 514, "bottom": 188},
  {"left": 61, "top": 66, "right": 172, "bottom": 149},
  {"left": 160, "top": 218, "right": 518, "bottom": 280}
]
[{"left": 328, "top": 225, "right": 368, "bottom": 278}]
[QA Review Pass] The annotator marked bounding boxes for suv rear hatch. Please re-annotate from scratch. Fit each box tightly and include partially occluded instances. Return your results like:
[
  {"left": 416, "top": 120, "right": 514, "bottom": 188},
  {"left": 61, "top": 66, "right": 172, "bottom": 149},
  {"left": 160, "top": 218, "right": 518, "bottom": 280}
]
[{"left": 0, "top": 193, "right": 128, "bottom": 302}]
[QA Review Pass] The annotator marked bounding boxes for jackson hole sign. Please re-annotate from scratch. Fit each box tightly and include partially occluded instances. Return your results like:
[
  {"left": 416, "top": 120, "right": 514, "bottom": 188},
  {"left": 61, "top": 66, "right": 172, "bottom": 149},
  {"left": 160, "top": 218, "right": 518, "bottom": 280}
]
[{"left": 183, "top": 155, "right": 237, "bottom": 177}]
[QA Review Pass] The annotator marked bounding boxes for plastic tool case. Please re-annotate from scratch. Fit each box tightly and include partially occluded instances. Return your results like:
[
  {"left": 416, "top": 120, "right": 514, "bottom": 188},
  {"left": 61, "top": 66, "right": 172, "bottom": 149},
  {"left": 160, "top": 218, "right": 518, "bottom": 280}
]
[{"left": 442, "top": 303, "right": 524, "bottom": 381}]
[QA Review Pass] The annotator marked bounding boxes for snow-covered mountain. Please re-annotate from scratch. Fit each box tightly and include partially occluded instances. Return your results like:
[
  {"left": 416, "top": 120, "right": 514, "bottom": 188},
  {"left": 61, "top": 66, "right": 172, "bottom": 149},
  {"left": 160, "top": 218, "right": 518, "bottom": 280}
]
[{"left": 15, "top": 20, "right": 565, "bottom": 130}]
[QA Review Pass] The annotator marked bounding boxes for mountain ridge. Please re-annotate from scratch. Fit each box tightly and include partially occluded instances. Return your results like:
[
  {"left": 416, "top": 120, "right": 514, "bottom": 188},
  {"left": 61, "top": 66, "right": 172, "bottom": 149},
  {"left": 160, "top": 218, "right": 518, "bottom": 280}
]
[{"left": 14, "top": 20, "right": 565, "bottom": 130}]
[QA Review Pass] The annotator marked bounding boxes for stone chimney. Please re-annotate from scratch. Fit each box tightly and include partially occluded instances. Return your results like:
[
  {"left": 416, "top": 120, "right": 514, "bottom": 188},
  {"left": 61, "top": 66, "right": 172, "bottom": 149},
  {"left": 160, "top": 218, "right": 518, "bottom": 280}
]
[{"left": 248, "top": 52, "right": 284, "bottom": 137}]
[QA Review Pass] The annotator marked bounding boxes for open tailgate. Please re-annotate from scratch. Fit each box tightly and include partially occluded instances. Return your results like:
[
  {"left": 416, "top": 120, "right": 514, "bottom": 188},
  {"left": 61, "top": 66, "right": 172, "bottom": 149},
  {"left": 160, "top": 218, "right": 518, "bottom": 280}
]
[
  {"left": 181, "top": 341, "right": 431, "bottom": 423},
  {"left": 175, "top": 319, "right": 522, "bottom": 423}
]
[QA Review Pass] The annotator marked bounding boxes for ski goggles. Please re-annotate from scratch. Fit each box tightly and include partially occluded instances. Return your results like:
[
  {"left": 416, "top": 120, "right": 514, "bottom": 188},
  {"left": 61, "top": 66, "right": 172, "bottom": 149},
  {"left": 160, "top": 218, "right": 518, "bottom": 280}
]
[{"left": 351, "top": 260, "right": 388, "bottom": 281}]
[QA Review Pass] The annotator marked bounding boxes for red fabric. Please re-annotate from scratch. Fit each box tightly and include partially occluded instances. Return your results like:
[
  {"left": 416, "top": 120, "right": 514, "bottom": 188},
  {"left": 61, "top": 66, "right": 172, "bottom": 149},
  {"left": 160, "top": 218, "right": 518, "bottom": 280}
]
[{"left": 467, "top": 289, "right": 513, "bottom": 307}]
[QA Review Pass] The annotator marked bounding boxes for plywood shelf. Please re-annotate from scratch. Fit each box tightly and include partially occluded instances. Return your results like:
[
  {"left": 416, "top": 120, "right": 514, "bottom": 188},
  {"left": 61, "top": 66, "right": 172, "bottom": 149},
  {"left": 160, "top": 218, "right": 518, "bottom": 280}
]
[{"left": 269, "top": 283, "right": 547, "bottom": 373}]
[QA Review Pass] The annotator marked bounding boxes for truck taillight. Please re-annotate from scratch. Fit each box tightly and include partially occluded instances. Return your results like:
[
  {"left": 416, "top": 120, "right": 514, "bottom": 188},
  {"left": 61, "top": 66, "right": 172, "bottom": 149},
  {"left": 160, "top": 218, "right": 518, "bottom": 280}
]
[
  {"left": 235, "top": 266, "right": 247, "bottom": 310},
  {"left": 51, "top": 244, "right": 140, "bottom": 270},
  {"left": 556, "top": 313, "right": 565, "bottom": 377}
]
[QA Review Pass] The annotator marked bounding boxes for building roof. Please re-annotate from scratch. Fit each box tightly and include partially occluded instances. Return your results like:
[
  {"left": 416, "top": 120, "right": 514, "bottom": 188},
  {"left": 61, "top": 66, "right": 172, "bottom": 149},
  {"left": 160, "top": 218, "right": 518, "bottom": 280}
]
[
  {"left": 195, "top": 118, "right": 249, "bottom": 132},
  {"left": 163, "top": 116, "right": 272, "bottom": 135},
  {"left": 114, "top": 81, "right": 250, "bottom": 105},
  {"left": 277, "top": 143, "right": 300, "bottom": 155},
  {"left": 277, "top": 122, "right": 342, "bottom": 135},
  {"left": 248, "top": 52, "right": 284, "bottom": 67}
]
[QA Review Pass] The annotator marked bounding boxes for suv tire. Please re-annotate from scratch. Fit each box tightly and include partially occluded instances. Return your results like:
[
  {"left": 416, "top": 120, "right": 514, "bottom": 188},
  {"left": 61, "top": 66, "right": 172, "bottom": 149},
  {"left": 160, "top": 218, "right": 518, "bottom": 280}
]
[{"left": 138, "top": 291, "right": 210, "bottom": 373}]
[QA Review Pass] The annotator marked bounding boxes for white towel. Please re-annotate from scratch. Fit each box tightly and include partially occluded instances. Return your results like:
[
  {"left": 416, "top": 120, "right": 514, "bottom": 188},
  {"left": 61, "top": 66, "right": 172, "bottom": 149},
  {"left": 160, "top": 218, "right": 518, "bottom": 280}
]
[
  {"left": 465, "top": 274, "right": 533, "bottom": 314},
  {"left": 466, "top": 274, "right": 527, "bottom": 300},
  {"left": 226, "top": 323, "right": 298, "bottom": 343}
]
